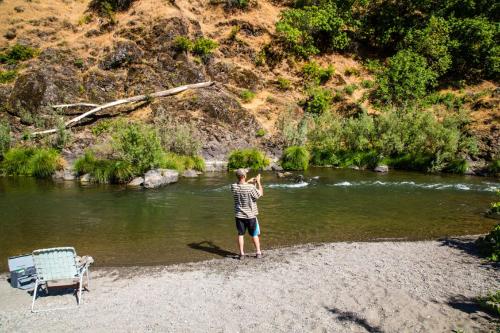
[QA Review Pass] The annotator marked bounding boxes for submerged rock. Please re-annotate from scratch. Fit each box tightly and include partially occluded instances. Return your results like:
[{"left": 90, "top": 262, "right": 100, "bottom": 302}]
[
  {"left": 182, "top": 170, "right": 200, "bottom": 178},
  {"left": 53, "top": 169, "right": 76, "bottom": 181},
  {"left": 276, "top": 172, "right": 293, "bottom": 178},
  {"left": 143, "top": 169, "right": 179, "bottom": 188},
  {"left": 127, "top": 177, "right": 144, "bottom": 187},
  {"left": 374, "top": 165, "right": 389, "bottom": 173},
  {"left": 79, "top": 173, "right": 93, "bottom": 183},
  {"left": 205, "top": 161, "right": 228, "bottom": 172}
]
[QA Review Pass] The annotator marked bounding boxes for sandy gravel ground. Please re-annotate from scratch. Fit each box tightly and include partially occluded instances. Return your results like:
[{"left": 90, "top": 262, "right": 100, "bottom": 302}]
[{"left": 0, "top": 239, "right": 498, "bottom": 333}]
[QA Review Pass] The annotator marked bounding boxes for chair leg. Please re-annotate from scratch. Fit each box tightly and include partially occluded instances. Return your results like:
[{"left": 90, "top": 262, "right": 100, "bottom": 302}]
[
  {"left": 78, "top": 275, "right": 83, "bottom": 305},
  {"left": 31, "top": 279, "right": 39, "bottom": 313},
  {"left": 86, "top": 268, "right": 90, "bottom": 290}
]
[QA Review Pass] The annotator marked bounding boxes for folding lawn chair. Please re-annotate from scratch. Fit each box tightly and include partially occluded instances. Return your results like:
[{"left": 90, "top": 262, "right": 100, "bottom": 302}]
[{"left": 31, "top": 247, "right": 91, "bottom": 312}]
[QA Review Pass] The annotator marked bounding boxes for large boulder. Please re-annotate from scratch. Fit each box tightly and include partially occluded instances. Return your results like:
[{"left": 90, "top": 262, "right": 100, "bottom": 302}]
[
  {"left": 207, "top": 62, "right": 261, "bottom": 91},
  {"left": 143, "top": 169, "right": 179, "bottom": 188},
  {"left": 100, "top": 40, "right": 144, "bottom": 70}
]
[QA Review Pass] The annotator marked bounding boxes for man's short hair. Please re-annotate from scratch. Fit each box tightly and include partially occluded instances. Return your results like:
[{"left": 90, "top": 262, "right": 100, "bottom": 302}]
[{"left": 235, "top": 168, "right": 247, "bottom": 179}]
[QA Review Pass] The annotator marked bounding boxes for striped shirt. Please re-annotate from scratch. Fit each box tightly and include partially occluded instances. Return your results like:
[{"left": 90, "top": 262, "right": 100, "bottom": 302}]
[{"left": 231, "top": 183, "right": 261, "bottom": 219}]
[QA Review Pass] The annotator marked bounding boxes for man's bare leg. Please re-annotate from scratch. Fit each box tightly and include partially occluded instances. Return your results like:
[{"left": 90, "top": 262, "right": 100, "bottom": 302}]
[
  {"left": 238, "top": 235, "right": 245, "bottom": 256},
  {"left": 252, "top": 236, "right": 261, "bottom": 255}
]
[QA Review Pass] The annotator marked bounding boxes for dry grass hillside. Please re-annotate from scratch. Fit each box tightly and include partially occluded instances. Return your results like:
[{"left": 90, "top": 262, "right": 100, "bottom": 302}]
[{"left": 0, "top": 0, "right": 498, "bottom": 163}]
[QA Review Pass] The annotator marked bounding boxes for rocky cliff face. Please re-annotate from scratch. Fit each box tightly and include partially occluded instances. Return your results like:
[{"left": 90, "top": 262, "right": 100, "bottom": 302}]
[{"left": 0, "top": 0, "right": 498, "bottom": 164}]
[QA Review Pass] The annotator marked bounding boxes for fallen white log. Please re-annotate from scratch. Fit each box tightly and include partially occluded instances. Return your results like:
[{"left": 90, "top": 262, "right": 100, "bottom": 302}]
[
  {"left": 52, "top": 103, "right": 100, "bottom": 108},
  {"left": 32, "top": 81, "right": 214, "bottom": 136}
]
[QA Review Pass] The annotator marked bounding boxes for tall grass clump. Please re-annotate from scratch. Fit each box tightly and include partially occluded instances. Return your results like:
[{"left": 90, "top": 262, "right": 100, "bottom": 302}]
[
  {"left": 281, "top": 146, "right": 309, "bottom": 170},
  {"left": 1, "top": 147, "right": 35, "bottom": 175},
  {"left": 0, "top": 121, "right": 11, "bottom": 159},
  {"left": 1, "top": 147, "right": 62, "bottom": 177},
  {"left": 30, "top": 149, "right": 62, "bottom": 178},
  {"left": 228, "top": 148, "right": 269, "bottom": 170}
]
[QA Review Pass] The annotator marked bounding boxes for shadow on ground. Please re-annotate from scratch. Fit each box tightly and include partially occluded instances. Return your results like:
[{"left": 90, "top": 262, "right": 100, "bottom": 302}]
[
  {"left": 447, "top": 295, "right": 497, "bottom": 323},
  {"left": 438, "top": 237, "right": 499, "bottom": 269},
  {"left": 326, "top": 307, "right": 383, "bottom": 333},
  {"left": 188, "top": 241, "right": 237, "bottom": 258}
]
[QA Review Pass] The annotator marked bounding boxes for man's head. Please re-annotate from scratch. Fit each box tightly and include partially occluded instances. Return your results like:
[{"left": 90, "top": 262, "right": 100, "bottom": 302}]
[{"left": 235, "top": 168, "right": 247, "bottom": 181}]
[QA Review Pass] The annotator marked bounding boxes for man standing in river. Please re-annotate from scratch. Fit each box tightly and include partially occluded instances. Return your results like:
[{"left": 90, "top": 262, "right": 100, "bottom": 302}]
[{"left": 231, "top": 169, "right": 263, "bottom": 259}]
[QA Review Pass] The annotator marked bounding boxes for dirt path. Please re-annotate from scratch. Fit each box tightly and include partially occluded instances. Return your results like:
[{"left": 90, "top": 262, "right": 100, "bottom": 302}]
[{"left": 0, "top": 240, "right": 498, "bottom": 332}]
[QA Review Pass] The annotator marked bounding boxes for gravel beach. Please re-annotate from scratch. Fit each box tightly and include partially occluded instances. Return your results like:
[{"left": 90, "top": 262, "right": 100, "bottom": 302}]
[{"left": 0, "top": 239, "right": 498, "bottom": 332}]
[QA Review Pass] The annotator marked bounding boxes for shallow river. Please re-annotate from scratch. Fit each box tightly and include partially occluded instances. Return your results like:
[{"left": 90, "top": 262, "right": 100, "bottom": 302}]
[{"left": 0, "top": 169, "right": 498, "bottom": 271}]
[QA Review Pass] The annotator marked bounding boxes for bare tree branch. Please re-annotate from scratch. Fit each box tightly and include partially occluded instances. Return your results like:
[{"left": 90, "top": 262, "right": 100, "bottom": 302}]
[{"left": 32, "top": 81, "right": 214, "bottom": 136}]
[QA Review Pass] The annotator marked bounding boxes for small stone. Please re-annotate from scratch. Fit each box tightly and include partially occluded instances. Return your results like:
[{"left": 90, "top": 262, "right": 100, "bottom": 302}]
[
  {"left": 205, "top": 161, "right": 228, "bottom": 172},
  {"left": 127, "top": 177, "right": 144, "bottom": 187},
  {"left": 14, "top": 6, "right": 25, "bottom": 12},
  {"left": 4, "top": 29, "right": 16, "bottom": 40},
  {"left": 79, "top": 173, "right": 93, "bottom": 183},
  {"left": 374, "top": 165, "right": 389, "bottom": 173},
  {"left": 277, "top": 172, "right": 293, "bottom": 178}
]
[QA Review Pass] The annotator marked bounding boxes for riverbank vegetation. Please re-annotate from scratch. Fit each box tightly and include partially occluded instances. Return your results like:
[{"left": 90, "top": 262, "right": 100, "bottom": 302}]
[
  {"left": 74, "top": 121, "right": 205, "bottom": 183},
  {"left": 277, "top": 107, "right": 478, "bottom": 172},
  {"left": 228, "top": 148, "right": 270, "bottom": 170},
  {"left": 1, "top": 147, "right": 63, "bottom": 178}
]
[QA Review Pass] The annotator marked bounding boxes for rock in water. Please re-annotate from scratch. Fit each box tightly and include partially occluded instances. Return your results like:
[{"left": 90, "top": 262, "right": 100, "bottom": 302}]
[
  {"left": 127, "top": 177, "right": 144, "bottom": 187},
  {"left": 80, "top": 173, "right": 93, "bottom": 183},
  {"left": 52, "top": 169, "right": 76, "bottom": 181},
  {"left": 143, "top": 169, "right": 179, "bottom": 189},
  {"left": 374, "top": 165, "right": 389, "bottom": 173},
  {"left": 182, "top": 170, "right": 199, "bottom": 178}
]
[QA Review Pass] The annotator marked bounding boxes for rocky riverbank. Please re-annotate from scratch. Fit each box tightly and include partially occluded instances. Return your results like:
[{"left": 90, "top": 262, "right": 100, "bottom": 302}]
[{"left": 0, "top": 239, "right": 498, "bottom": 332}]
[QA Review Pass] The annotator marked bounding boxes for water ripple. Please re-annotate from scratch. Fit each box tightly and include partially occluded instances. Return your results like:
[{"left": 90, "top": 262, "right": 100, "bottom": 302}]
[{"left": 329, "top": 180, "right": 498, "bottom": 192}]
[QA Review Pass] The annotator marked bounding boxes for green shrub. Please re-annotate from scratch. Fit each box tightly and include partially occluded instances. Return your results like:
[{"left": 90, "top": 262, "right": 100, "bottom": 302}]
[
  {"left": 173, "top": 36, "right": 193, "bottom": 52},
  {"left": 476, "top": 224, "right": 500, "bottom": 262},
  {"left": 281, "top": 146, "right": 309, "bottom": 170},
  {"left": 74, "top": 152, "right": 134, "bottom": 183},
  {"left": 300, "top": 87, "right": 332, "bottom": 115},
  {"left": 112, "top": 123, "right": 164, "bottom": 174},
  {"left": 228, "top": 148, "right": 270, "bottom": 170},
  {"left": 0, "top": 70, "right": 17, "bottom": 83},
  {"left": 344, "top": 67, "right": 360, "bottom": 76},
  {"left": 275, "top": 4, "right": 349, "bottom": 58},
  {"left": 256, "top": 129, "right": 266, "bottom": 137},
  {"left": 360, "top": 80, "right": 374, "bottom": 89},
  {"left": 301, "top": 61, "right": 334, "bottom": 85},
  {"left": 240, "top": 89, "right": 256, "bottom": 102},
  {"left": 192, "top": 38, "right": 218, "bottom": 57},
  {"left": 1, "top": 147, "right": 35, "bottom": 175},
  {"left": 0, "top": 121, "right": 10, "bottom": 158},
  {"left": 277, "top": 77, "right": 291, "bottom": 90},
  {"left": 74, "top": 58, "right": 85, "bottom": 68},
  {"left": 489, "top": 160, "right": 500, "bottom": 174},
  {"left": 343, "top": 84, "right": 358, "bottom": 95},
  {"left": 478, "top": 290, "right": 500, "bottom": 317},
  {"left": 374, "top": 50, "right": 437, "bottom": 105},
  {"left": 30, "top": 149, "right": 62, "bottom": 178},
  {"left": 0, "top": 44, "right": 39, "bottom": 65}
]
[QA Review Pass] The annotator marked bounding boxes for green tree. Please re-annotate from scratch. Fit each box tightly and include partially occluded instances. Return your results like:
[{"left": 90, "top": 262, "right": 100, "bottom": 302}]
[
  {"left": 275, "top": 3, "right": 349, "bottom": 58},
  {"left": 402, "top": 16, "right": 452, "bottom": 76},
  {"left": 374, "top": 50, "right": 437, "bottom": 105}
]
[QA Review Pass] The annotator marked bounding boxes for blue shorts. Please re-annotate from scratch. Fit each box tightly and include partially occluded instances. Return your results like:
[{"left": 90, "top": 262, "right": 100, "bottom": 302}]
[{"left": 235, "top": 217, "right": 261, "bottom": 237}]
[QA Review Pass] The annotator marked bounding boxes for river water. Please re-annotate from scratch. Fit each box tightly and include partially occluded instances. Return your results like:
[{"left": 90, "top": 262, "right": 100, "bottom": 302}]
[{"left": 0, "top": 169, "right": 498, "bottom": 271}]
